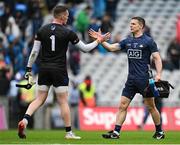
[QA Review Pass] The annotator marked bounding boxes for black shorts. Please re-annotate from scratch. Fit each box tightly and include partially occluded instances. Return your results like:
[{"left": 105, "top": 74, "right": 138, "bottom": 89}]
[
  {"left": 38, "top": 68, "right": 69, "bottom": 87},
  {"left": 122, "top": 78, "right": 150, "bottom": 100}
]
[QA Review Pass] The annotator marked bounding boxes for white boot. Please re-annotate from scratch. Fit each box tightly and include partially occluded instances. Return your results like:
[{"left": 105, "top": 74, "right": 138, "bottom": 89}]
[{"left": 65, "top": 131, "right": 81, "bottom": 139}]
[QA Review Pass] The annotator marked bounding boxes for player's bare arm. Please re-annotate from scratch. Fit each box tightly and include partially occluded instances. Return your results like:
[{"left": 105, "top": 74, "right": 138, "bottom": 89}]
[
  {"left": 151, "top": 52, "right": 163, "bottom": 81},
  {"left": 101, "top": 42, "right": 120, "bottom": 52}
]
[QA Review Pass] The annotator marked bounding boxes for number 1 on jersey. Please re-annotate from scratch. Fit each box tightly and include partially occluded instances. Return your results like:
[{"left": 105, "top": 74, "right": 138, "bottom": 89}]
[{"left": 50, "top": 35, "right": 55, "bottom": 51}]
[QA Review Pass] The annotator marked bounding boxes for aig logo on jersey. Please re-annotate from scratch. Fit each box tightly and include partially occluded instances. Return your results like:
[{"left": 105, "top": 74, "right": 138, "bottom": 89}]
[{"left": 128, "top": 49, "right": 142, "bottom": 59}]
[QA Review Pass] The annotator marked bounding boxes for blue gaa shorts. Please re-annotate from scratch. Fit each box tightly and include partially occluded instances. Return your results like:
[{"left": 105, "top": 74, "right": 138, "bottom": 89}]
[{"left": 122, "top": 78, "right": 150, "bottom": 100}]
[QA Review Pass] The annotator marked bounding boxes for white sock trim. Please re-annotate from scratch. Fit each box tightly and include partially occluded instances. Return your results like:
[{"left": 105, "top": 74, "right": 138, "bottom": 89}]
[{"left": 67, "top": 131, "right": 72, "bottom": 134}]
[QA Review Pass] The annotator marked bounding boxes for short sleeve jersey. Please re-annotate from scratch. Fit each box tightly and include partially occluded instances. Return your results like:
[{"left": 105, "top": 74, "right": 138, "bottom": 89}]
[
  {"left": 119, "top": 34, "right": 159, "bottom": 79},
  {"left": 35, "top": 23, "right": 79, "bottom": 70}
]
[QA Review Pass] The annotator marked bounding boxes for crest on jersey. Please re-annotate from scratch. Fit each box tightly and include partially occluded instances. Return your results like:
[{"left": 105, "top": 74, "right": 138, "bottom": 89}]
[
  {"left": 51, "top": 25, "right": 56, "bottom": 31},
  {"left": 73, "top": 38, "right": 79, "bottom": 44}
]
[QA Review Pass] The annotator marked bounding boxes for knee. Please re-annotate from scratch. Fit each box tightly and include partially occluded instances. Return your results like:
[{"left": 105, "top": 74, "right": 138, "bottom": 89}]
[
  {"left": 57, "top": 98, "right": 67, "bottom": 105},
  {"left": 119, "top": 101, "right": 128, "bottom": 111},
  {"left": 146, "top": 105, "right": 156, "bottom": 113}
]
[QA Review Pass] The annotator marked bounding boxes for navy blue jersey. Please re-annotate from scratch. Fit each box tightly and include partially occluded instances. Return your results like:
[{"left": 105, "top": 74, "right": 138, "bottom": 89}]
[{"left": 119, "top": 34, "right": 158, "bottom": 79}]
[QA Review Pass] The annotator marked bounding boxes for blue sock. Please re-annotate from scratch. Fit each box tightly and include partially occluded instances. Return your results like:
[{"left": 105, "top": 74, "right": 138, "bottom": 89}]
[
  {"left": 65, "top": 126, "right": 72, "bottom": 132},
  {"left": 155, "top": 124, "right": 162, "bottom": 132},
  {"left": 114, "top": 125, "right": 121, "bottom": 133}
]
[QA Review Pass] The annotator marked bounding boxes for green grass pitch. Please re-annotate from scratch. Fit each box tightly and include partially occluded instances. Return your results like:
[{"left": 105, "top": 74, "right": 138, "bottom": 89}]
[{"left": 0, "top": 130, "right": 180, "bottom": 144}]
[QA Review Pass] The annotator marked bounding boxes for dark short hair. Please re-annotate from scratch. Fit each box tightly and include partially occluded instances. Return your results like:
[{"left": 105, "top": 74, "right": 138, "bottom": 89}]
[
  {"left": 85, "top": 5, "right": 91, "bottom": 10},
  {"left": 53, "top": 5, "right": 68, "bottom": 18},
  {"left": 131, "top": 17, "right": 146, "bottom": 28},
  {"left": 85, "top": 75, "right": 91, "bottom": 80}
]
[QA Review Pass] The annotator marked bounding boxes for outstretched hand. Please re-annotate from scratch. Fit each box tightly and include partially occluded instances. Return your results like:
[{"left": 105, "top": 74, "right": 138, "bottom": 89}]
[{"left": 88, "top": 29, "right": 111, "bottom": 43}]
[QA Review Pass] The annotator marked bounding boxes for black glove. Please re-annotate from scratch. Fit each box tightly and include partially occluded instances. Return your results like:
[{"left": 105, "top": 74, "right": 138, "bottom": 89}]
[{"left": 144, "top": 80, "right": 174, "bottom": 98}]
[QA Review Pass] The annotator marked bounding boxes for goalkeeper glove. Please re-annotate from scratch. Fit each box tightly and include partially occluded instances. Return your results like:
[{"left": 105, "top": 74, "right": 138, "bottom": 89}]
[
  {"left": 25, "top": 67, "right": 35, "bottom": 88},
  {"left": 24, "top": 67, "right": 32, "bottom": 79}
]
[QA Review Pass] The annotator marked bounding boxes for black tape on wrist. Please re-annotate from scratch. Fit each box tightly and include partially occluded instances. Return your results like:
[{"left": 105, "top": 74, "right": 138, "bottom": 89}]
[{"left": 26, "top": 67, "right": 32, "bottom": 72}]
